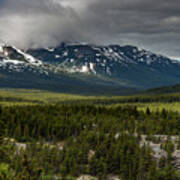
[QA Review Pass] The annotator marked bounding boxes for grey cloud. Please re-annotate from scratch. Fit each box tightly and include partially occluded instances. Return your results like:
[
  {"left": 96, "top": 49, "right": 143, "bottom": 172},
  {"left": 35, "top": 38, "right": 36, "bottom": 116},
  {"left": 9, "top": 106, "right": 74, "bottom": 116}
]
[
  {"left": 0, "top": 0, "right": 179, "bottom": 58},
  {"left": 82, "top": 0, "right": 180, "bottom": 34}
]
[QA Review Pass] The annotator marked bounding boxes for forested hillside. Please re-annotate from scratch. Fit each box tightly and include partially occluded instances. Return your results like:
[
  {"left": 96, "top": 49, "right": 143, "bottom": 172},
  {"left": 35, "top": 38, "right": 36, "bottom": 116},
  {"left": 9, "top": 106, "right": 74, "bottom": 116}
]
[
  {"left": 146, "top": 84, "right": 180, "bottom": 94},
  {"left": 1, "top": 104, "right": 180, "bottom": 179}
]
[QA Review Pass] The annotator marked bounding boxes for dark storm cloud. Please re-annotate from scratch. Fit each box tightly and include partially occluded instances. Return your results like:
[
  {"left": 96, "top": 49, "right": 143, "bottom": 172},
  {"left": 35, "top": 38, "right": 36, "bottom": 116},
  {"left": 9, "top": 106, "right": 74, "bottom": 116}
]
[
  {"left": 0, "top": 0, "right": 179, "bottom": 58},
  {"left": 83, "top": 0, "right": 180, "bottom": 34}
]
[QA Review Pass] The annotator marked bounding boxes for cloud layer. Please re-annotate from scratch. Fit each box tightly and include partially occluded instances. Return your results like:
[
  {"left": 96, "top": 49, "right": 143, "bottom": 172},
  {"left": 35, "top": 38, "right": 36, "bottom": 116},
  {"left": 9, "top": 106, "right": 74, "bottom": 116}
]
[{"left": 0, "top": 0, "right": 179, "bottom": 57}]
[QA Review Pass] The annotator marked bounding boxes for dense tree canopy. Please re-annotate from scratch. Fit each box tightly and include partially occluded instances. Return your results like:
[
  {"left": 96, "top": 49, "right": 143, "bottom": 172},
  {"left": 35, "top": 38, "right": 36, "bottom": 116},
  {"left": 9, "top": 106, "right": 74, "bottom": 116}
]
[{"left": 0, "top": 104, "right": 180, "bottom": 179}]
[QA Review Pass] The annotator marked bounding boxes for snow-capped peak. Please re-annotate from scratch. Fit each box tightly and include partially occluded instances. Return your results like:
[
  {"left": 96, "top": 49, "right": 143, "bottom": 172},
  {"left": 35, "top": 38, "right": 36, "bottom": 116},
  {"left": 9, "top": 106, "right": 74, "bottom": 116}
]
[
  {"left": 0, "top": 44, "right": 51, "bottom": 75},
  {"left": 26, "top": 42, "right": 180, "bottom": 77},
  {"left": 0, "top": 44, "right": 42, "bottom": 66},
  {"left": 0, "top": 42, "right": 180, "bottom": 90}
]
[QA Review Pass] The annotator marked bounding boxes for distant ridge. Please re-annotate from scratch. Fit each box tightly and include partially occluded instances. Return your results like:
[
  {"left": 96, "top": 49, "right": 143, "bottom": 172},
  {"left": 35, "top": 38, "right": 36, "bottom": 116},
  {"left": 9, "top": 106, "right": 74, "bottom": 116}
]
[
  {"left": 0, "top": 42, "right": 180, "bottom": 94},
  {"left": 146, "top": 84, "right": 180, "bottom": 94}
]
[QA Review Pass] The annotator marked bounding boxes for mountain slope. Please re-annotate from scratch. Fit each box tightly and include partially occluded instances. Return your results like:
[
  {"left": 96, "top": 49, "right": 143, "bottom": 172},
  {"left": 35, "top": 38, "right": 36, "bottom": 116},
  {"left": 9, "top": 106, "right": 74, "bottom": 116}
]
[
  {"left": 0, "top": 42, "right": 180, "bottom": 95},
  {"left": 146, "top": 84, "right": 180, "bottom": 94},
  {"left": 0, "top": 43, "right": 136, "bottom": 95},
  {"left": 27, "top": 42, "right": 180, "bottom": 89}
]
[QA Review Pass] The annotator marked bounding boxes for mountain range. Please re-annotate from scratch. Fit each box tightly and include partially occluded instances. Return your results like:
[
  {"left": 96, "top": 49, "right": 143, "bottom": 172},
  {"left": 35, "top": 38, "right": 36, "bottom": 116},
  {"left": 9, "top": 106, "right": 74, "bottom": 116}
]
[{"left": 0, "top": 42, "right": 180, "bottom": 95}]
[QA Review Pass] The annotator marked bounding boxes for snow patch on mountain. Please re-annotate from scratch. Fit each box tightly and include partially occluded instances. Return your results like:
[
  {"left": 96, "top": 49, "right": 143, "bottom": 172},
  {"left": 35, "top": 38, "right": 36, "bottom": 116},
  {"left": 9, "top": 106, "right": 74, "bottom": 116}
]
[
  {"left": 12, "top": 46, "right": 43, "bottom": 66},
  {"left": 0, "top": 44, "right": 52, "bottom": 76}
]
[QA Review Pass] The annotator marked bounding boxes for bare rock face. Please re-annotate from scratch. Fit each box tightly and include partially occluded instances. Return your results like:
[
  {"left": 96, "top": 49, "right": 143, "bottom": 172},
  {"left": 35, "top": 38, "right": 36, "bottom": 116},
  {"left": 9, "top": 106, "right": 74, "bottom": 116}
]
[
  {"left": 88, "top": 150, "right": 95, "bottom": 161},
  {"left": 107, "top": 175, "right": 121, "bottom": 180},
  {"left": 77, "top": 175, "right": 121, "bottom": 180},
  {"left": 140, "top": 135, "right": 180, "bottom": 169},
  {"left": 77, "top": 175, "right": 97, "bottom": 180}
]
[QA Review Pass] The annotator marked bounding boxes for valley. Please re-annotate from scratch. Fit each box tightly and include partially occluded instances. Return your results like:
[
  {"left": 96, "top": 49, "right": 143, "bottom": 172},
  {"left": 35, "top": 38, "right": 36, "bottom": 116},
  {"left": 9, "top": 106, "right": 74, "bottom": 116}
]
[{"left": 0, "top": 43, "right": 180, "bottom": 180}]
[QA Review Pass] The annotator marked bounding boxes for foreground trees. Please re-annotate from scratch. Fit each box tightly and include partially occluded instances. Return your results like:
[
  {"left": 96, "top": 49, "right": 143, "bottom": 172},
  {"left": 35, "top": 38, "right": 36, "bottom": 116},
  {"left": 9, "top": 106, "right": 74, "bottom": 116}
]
[{"left": 0, "top": 104, "right": 180, "bottom": 179}]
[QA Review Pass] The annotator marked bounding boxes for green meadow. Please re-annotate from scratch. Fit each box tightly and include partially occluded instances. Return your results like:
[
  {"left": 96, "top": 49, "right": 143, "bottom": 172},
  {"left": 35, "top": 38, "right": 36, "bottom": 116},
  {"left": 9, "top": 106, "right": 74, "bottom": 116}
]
[{"left": 0, "top": 88, "right": 180, "bottom": 113}]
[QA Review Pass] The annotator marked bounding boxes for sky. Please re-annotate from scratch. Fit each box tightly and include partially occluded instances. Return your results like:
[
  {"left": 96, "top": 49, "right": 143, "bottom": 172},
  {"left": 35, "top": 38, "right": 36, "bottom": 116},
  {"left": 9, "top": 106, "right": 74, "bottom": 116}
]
[{"left": 0, "top": 0, "right": 179, "bottom": 59}]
